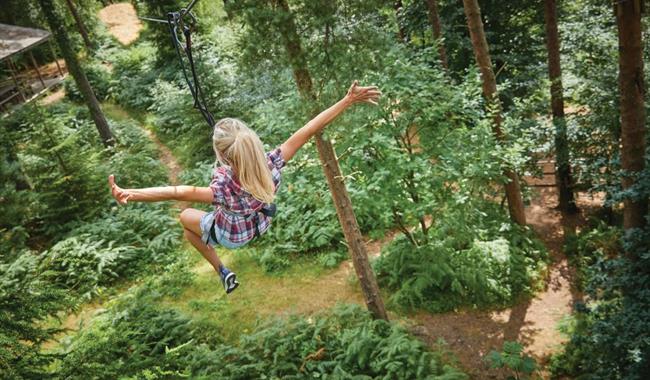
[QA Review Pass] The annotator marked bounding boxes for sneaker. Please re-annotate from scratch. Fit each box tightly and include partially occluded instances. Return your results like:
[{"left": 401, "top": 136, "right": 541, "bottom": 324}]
[{"left": 219, "top": 266, "right": 239, "bottom": 294}]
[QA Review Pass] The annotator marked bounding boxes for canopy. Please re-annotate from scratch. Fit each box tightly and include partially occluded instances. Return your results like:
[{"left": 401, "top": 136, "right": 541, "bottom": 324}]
[{"left": 0, "top": 23, "right": 51, "bottom": 62}]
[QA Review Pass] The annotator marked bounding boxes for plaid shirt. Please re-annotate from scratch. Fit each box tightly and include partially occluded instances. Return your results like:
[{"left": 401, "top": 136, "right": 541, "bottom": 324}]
[{"left": 209, "top": 148, "right": 285, "bottom": 244}]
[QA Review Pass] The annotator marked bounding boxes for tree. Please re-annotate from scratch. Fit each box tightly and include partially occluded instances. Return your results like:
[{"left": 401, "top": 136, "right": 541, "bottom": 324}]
[
  {"left": 424, "top": 0, "right": 448, "bottom": 70},
  {"left": 269, "top": 0, "right": 388, "bottom": 320},
  {"left": 138, "top": 0, "right": 184, "bottom": 63},
  {"left": 615, "top": 0, "right": 647, "bottom": 230},
  {"left": 394, "top": 0, "right": 408, "bottom": 42},
  {"left": 462, "top": 0, "right": 526, "bottom": 225},
  {"left": 543, "top": 0, "right": 577, "bottom": 214},
  {"left": 37, "top": 0, "right": 115, "bottom": 147},
  {"left": 63, "top": 0, "right": 93, "bottom": 50}
]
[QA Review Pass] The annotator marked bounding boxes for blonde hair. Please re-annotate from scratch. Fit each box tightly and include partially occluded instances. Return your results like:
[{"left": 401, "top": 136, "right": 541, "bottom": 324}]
[{"left": 212, "top": 118, "right": 275, "bottom": 204}]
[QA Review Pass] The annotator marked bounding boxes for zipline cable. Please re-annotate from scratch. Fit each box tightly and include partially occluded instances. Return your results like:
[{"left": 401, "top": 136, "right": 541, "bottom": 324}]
[{"left": 140, "top": 0, "right": 215, "bottom": 128}]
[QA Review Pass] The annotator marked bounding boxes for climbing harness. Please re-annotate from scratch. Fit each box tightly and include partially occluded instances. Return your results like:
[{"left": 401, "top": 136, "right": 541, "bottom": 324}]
[{"left": 205, "top": 204, "right": 277, "bottom": 245}]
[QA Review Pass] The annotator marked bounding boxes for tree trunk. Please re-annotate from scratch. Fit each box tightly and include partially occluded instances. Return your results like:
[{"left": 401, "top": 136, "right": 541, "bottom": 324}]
[
  {"left": 616, "top": 0, "right": 647, "bottom": 230},
  {"left": 543, "top": 0, "right": 577, "bottom": 214},
  {"left": 462, "top": 0, "right": 526, "bottom": 225},
  {"left": 63, "top": 0, "right": 93, "bottom": 50},
  {"left": 38, "top": 0, "right": 115, "bottom": 147},
  {"left": 425, "top": 0, "right": 448, "bottom": 70},
  {"left": 394, "top": 0, "right": 408, "bottom": 42},
  {"left": 273, "top": 0, "right": 388, "bottom": 320}
]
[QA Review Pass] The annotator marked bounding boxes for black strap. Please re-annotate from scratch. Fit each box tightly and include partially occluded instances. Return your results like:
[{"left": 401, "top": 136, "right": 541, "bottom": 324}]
[{"left": 167, "top": 10, "right": 215, "bottom": 128}]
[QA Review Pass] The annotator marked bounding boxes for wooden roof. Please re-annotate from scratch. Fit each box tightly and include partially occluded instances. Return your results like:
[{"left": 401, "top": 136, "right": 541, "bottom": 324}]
[{"left": 0, "top": 23, "right": 51, "bottom": 62}]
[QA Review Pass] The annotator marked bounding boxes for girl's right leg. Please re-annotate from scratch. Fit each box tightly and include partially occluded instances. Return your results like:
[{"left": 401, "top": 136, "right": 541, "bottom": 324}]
[{"left": 179, "top": 208, "right": 223, "bottom": 273}]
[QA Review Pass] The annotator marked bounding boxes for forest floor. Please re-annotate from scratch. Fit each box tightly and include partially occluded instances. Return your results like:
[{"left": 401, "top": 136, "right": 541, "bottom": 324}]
[
  {"left": 113, "top": 101, "right": 588, "bottom": 377},
  {"left": 412, "top": 174, "right": 597, "bottom": 379},
  {"left": 46, "top": 4, "right": 592, "bottom": 377}
]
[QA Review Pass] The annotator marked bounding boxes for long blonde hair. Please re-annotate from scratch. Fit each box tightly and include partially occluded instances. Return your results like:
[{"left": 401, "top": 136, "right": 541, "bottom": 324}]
[{"left": 212, "top": 118, "right": 275, "bottom": 204}]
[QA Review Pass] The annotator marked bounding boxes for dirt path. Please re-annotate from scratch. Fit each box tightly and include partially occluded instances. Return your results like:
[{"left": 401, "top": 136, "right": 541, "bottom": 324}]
[
  {"left": 98, "top": 3, "right": 142, "bottom": 46},
  {"left": 411, "top": 162, "right": 596, "bottom": 379}
]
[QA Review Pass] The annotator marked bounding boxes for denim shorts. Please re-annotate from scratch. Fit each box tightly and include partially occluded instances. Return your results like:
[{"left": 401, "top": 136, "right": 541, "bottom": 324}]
[{"left": 200, "top": 211, "right": 248, "bottom": 249}]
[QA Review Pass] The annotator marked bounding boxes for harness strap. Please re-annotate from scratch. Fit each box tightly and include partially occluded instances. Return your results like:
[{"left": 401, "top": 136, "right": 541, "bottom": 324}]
[{"left": 205, "top": 204, "right": 277, "bottom": 245}]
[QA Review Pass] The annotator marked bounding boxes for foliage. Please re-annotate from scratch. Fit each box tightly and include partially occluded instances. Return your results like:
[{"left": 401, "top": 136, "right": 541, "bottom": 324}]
[
  {"left": 64, "top": 61, "right": 113, "bottom": 102},
  {"left": 40, "top": 203, "right": 180, "bottom": 300},
  {"left": 0, "top": 95, "right": 185, "bottom": 376},
  {"left": 110, "top": 42, "right": 163, "bottom": 110},
  {"left": 375, "top": 203, "right": 547, "bottom": 312},
  {"left": 0, "top": 101, "right": 169, "bottom": 241},
  {"left": 486, "top": 341, "right": 537, "bottom": 380},
  {"left": 0, "top": 252, "right": 72, "bottom": 379},
  {"left": 58, "top": 295, "right": 467, "bottom": 379},
  {"left": 3, "top": 104, "right": 109, "bottom": 238},
  {"left": 552, "top": 222, "right": 650, "bottom": 379},
  {"left": 132, "top": 0, "right": 185, "bottom": 63},
  {"left": 564, "top": 221, "right": 621, "bottom": 290}
]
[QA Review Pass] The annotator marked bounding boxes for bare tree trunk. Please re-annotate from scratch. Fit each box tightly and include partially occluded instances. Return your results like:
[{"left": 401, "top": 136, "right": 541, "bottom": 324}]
[
  {"left": 273, "top": 0, "right": 388, "bottom": 320},
  {"left": 462, "top": 0, "right": 526, "bottom": 225},
  {"left": 616, "top": 0, "right": 647, "bottom": 230},
  {"left": 64, "top": 0, "right": 93, "bottom": 50},
  {"left": 394, "top": 0, "right": 408, "bottom": 42},
  {"left": 38, "top": 0, "right": 115, "bottom": 147},
  {"left": 543, "top": 0, "right": 577, "bottom": 214},
  {"left": 425, "top": 0, "right": 448, "bottom": 70}
]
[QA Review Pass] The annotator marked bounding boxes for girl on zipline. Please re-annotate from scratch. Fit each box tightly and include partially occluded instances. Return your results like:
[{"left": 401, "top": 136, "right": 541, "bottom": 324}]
[{"left": 109, "top": 81, "right": 380, "bottom": 294}]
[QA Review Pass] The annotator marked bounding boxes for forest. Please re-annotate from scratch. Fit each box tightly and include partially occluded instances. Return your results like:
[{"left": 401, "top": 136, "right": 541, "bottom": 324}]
[{"left": 0, "top": 0, "right": 648, "bottom": 379}]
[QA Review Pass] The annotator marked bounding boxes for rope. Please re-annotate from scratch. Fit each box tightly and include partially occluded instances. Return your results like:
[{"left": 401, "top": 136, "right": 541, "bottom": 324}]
[
  {"left": 167, "top": 10, "right": 215, "bottom": 128},
  {"left": 141, "top": 0, "right": 215, "bottom": 129}
]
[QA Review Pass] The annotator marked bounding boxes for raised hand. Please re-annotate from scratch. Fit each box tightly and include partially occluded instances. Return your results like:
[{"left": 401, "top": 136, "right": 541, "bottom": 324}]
[
  {"left": 108, "top": 174, "right": 131, "bottom": 205},
  {"left": 345, "top": 80, "right": 381, "bottom": 106}
]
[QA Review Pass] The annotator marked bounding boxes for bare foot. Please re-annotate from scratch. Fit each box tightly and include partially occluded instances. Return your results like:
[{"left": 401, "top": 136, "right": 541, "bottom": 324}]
[{"left": 108, "top": 174, "right": 130, "bottom": 205}]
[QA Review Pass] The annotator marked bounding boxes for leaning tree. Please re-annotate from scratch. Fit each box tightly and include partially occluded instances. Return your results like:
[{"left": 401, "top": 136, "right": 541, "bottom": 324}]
[
  {"left": 228, "top": 0, "right": 388, "bottom": 321},
  {"left": 37, "top": 0, "right": 115, "bottom": 147}
]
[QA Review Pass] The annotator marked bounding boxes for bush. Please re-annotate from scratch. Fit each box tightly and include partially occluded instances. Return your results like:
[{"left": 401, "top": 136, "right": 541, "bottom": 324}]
[
  {"left": 564, "top": 222, "right": 621, "bottom": 290},
  {"left": 486, "top": 341, "right": 537, "bottom": 380},
  {"left": 552, "top": 224, "right": 650, "bottom": 379},
  {"left": 58, "top": 298, "right": 467, "bottom": 380},
  {"left": 39, "top": 235, "right": 131, "bottom": 299},
  {"left": 43, "top": 203, "right": 182, "bottom": 297},
  {"left": 64, "top": 61, "right": 113, "bottom": 103},
  {"left": 0, "top": 253, "right": 72, "bottom": 379},
  {"left": 375, "top": 203, "right": 547, "bottom": 312},
  {"left": 110, "top": 42, "right": 164, "bottom": 109}
]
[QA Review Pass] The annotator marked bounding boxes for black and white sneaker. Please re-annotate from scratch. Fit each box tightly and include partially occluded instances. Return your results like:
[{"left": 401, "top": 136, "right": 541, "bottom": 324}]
[{"left": 220, "top": 267, "right": 239, "bottom": 294}]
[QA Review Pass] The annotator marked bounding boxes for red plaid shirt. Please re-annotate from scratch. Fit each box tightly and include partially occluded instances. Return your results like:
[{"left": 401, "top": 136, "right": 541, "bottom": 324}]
[{"left": 209, "top": 148, "right": 285, "bottom": 244}]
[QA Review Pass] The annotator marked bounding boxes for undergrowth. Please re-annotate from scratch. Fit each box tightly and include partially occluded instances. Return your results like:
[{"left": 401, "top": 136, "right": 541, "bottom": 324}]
[
  {"left": 375, "top": 203, "right": 547, "bottom": 312},
  {"left": 56, "top": 266, "right": 468, "bottom": 380}
]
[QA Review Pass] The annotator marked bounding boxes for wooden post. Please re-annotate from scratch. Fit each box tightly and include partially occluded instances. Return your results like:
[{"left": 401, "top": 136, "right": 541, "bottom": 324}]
[
  {"left": 48, "top": 41, "right": 64, "bottom": 77},
  {"left": 6, "top": 59, "right": 26, "bottom": 102},
  {"left": 28, "top": 51, "right": 46, "bottom": 89}
]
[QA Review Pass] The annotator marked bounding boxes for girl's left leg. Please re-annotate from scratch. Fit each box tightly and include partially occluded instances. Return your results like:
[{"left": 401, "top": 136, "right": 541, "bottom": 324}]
[{"left": 179, "top": 208, "right": 223, "bottom": 273}]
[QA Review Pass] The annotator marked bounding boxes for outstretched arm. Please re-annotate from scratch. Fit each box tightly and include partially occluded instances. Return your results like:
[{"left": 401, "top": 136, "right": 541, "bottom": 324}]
[
  {"left": 280, "top": 81, "right": 381, "bottom": 162},
  {"left": 108, "top": 175, "right": 213, "bottom": 205}
]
